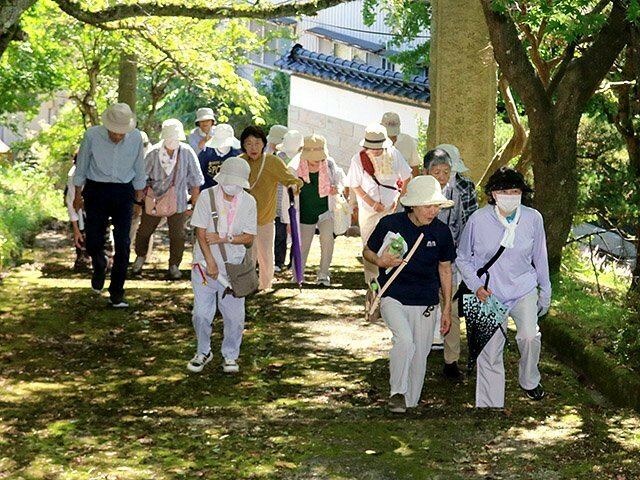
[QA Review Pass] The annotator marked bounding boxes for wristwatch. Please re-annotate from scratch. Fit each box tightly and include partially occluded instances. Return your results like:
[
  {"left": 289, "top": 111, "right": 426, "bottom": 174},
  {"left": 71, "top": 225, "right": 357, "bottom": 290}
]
[{"left": 227, "top": 234, "right": 234, "bottom": 244}]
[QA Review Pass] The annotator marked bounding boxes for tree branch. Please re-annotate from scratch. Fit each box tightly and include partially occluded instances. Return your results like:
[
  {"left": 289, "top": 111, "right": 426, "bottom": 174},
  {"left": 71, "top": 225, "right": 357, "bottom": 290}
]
[{"left": 54, "top": 0, "right": 350, "bottom": 24}]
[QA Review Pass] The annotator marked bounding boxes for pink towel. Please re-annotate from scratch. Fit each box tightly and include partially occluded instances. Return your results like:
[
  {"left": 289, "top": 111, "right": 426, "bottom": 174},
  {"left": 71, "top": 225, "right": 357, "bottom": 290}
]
[{"left": 297, "top": 159, "right": 331, "bottom": 198}]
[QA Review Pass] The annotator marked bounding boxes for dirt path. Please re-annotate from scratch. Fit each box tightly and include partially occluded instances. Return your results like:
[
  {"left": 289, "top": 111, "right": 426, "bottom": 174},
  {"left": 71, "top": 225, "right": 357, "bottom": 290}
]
[{"left": 0, "top": 229, "right": 638, "bottom": 479}]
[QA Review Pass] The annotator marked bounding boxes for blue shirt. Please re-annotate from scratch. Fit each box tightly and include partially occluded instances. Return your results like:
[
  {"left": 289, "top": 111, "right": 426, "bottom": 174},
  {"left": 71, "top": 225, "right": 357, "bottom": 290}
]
[
  {"left": 367, "top": 212, "right": 456, "bottom": 306},
  {"left": 198, "top": 146, "right": 241, "bottom": 190},
  {"left": 74, "top": 126, "right": 146, "bottom": 190}
]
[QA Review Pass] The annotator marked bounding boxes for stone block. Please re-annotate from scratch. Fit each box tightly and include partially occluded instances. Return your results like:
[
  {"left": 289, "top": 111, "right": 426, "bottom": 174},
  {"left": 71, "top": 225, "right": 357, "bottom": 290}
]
[
  {"left": 298, "top": 109, "right": 327, "bottom": 129},
  {"left": 326, "top": 116, "right": 354, "bottom": 136}
]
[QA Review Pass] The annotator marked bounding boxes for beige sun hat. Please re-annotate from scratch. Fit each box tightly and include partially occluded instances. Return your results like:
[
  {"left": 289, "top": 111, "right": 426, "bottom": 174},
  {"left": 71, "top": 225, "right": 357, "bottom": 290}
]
[
  {"left": 381, "top": 112, "right": 401, "bottom": 137},
  {"left": 276, "top": 130, "right": 304, "bottom": 157},
  {"left": 160, "top": 119, "right": 186, "bottom": 141},
  {"left": 102, "top": 103, "right": 136, "bottom": 134},
  {"left": 213, "top": 156, "right": 251, "bottom": 189},
  {"left": 266, "top": 125, "right": 288, "bottom": 145},
  {"left": 400, "top": 175, "right": 455, "bottom": 208},
  {"left": 360, "top": 123, "right": 393, "bottom": 149},
  {"left": 206, "top": 124, "right": 240, "bottom": 149},
  {"left": 436, "top": 143, "right": 470, "bottom": 173},
  {"left": 300, "top": 134, "right": 329, "bottom": 162},
  {"left": 195, "top": 107, "right": 215, "bottom": 125}
]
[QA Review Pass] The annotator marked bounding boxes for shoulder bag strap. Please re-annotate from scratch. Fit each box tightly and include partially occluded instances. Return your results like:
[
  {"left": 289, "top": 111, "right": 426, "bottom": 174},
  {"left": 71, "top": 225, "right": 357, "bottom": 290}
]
[
  {"left": 476, "top": 245, "right": 506, "bottom": 289},
  {"left": 359, "top": 150, "right": 397, "bottom": 191},
  {"left": 170, "top": 148, "right": 180, "bottom": 187},
  {"left": 249, "top": 153, "right": 267, "bottom": 190},
  {"left": 207, "top": 188, "right": 229, "bottom": 263}
]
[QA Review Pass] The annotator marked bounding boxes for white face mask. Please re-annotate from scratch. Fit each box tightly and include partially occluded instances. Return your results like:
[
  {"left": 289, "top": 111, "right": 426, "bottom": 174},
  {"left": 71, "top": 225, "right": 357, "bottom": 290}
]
[
  {"left": 494, "top": 193, "right": 521, "bottom": 214},
  {"left": 221, "top": 184, "right": 242, "bottom": 196},
  {"left": 164, "top": 139, "right": 179, "bottom": 150}
]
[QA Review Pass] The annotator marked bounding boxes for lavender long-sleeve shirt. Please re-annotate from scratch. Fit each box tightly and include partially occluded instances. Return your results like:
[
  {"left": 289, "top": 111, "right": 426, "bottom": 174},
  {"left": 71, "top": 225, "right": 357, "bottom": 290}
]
[{"left": 456, "top": 205, "right": 551, "bottom": 309}]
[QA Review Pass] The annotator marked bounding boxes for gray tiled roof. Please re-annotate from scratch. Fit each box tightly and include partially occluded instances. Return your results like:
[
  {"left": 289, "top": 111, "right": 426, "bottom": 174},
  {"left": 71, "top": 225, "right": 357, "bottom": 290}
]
[{"left": 275, "top": 44, "right": 430, "bottom": 103}]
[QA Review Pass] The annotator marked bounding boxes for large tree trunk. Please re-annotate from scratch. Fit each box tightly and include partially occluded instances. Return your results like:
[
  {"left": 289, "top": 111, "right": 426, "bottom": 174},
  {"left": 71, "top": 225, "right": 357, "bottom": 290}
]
[
  {"left": 0, "top": 0, "right": 36, "bottom": 57},
  {"left": 118, "top": 50, "right": 137, "bottom": 113}
]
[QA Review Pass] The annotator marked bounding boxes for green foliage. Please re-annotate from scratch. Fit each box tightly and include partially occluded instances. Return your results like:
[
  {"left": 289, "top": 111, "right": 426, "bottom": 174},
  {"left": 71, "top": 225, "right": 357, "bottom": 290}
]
[
  {"left": 0, "top": 161, "right": 65, "bottom": 268},
  {"left": 255, "top": 70, "right": 290, "bottom": 130}
]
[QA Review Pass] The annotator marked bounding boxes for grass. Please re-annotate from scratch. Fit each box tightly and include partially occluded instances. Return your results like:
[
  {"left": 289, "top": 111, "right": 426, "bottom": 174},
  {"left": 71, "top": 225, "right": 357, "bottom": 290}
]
[{"left": 0, "top": 228, "right": 639, "bottom": 479}]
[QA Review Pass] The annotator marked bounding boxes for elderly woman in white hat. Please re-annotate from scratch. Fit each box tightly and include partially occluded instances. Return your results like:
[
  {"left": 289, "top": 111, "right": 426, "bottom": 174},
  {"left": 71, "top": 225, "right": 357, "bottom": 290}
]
[
  {"left": 285, "top": 134, "right": 345, "bottom": 286},
  {"left": 198, "top": 123, "right": 241, "bottom": 190},
  {"left": 188, "top": 107, "right": 216, "bottom": 155},
  {"left": 187, "top": 157, "right": 257, "bottom": 374},
  {"left": 381, "top": 112, "right": 422, "bottom": 177},
  {"left": 265, "top": 125, "right": 288, "bottom": 154},
  {"left": 363, "top": 175, "right": 455, "bottom": 413},
  {"left": 345, "top": 123, "right": 412, "bottom": 285},
  {"left": 132, "top": 119, "right": 204, "bottom": 279}
]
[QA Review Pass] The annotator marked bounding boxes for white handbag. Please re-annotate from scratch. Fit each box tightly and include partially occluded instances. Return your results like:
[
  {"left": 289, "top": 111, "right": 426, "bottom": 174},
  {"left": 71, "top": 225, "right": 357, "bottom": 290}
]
[{"left": 332, "top": 193, "right": 352, "bottom": 236}]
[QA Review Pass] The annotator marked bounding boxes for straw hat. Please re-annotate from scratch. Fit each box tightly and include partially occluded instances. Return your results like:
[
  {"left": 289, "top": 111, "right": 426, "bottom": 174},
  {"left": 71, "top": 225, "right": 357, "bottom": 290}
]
[
  {"left": 381, "top": 112, "right": 401, "bottom": 137},
  {"left": 276, "top": 130, "right": 304, "bottom": 157},
  {"left": 300, "top": 134, "right": 328, "bottom": 162},
  {"left": 213, "top": 157, "right": 251, "bottom": 189},
  {"left": 266, "top": 125, "right": 288, "bottom": 145},
  {"left": 160, "top": 119, "right": 186, "bottom": 141},
  {"left": 360, "top": 124, "right": 393, "bottom": 149},
  {"left": 102, "top": 103, "right": 136, "bottom": 134},
  {"left": 400, "top": 175, "right": 454, "bottom": 208},
  {"left": 206, "top": 124, "right": 240, "bottom": 149},
  {"left": 195, "top": 108, "right": 215, "bottom": 125},
  {"left": 436, "top": 143, "right": 469, "bottom": 173}
]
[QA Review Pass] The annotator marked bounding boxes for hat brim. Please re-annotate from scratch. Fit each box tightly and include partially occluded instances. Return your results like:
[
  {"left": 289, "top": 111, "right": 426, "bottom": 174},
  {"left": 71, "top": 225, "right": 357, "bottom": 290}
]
[
  {"left": 300, "top": 150, "right": 328, "bottom": 162},
  {"left": 195, "top": 116, "right": 215, "bottom": 125},
  {"left": 102, "top": 115, "right": 136, "bottom": 135},
  {"left": 452, "top": 160, "right": 470, "bottom": 173},
  {"left": 383, "top": 126, "right": 400, "bottom": 137},
  {"left": 161, "top": 132, "right": 186, "bottom": 141},
  {"left": 267, "top": 135, "right": 285, "bottom": 145},
  {"left": 213, "top": 172, "right": 250, "bottom": 189},
  {"left": 360, "top": 138, "right": 393, "bottom": 149},
  {"left": 400, "top": 195, "right": 455, "bottom": 208},
  {"left": 207, "top": 137, "right": 240, "bottom": 150}
]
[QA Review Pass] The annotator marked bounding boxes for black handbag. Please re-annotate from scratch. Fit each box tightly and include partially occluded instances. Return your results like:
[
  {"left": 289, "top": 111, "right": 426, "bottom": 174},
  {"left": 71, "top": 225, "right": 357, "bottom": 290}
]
[{"left": 454, "top": 245, "right": 506, "bottom": 315}]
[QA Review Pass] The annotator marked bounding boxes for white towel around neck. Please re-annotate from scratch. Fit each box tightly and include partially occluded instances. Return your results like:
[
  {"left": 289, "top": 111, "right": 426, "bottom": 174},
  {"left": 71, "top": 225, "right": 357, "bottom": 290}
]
[{"left": 495, "top": 205, "right": 521, "bottom": 248}]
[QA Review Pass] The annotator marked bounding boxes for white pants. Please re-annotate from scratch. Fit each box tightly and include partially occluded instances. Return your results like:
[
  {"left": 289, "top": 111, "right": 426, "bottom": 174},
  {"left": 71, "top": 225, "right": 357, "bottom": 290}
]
[
  {"left": 300, "top": 216, "right": 335, "bottom": 281},
  {"left": 254, "top": 222, "right": 275, "bottom": 290},
  {"left": 191, "top": 268, "right": 245, "bottom": 360},
  {"left": 476, "top": 290, "right": 541, "bottom": 408},
  {"left": 358, "top": 209, "right": 389, "bottom": 283},
  {"left": 381, "top": 297, "right": 438, "bottom": 408}
]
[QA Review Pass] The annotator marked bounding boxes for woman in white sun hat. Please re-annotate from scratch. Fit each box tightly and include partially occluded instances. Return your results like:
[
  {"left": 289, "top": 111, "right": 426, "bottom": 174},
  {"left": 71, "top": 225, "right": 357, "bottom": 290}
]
[
  {"left": 188, "top": 156, "right": 257, "bottom": 374},
  {"left": 188, "top": 107, "right": 216, "bottom": 155},
  {"left": 132, "top": 118, "right": 204, "bottom": 280},
  {"left": 198, "top": 123, "right": 241, "bottom": 190},
  {"left": 363, "top": 175, "right": 455, "bottom": 413},
  {"left": 345, "top": 123, "right": 412, "bottom": 285}
]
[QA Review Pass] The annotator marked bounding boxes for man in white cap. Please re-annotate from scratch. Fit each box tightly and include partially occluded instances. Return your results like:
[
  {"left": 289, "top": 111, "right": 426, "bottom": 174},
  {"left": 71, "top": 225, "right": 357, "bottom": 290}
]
[
  {"left": 265, "top": 125, "right": 288, "bottom": 155},
  {"left": 72, "top": 103, "right": 145, "bottom": 307},
  {"left": 198, "top": 123, "right": 241, "bottom": 190},
  {"left": 381, "top": 112, "right": 422, "bottom": 177},
  {"left": 189, "top": 107, "right": 216, "bottom": 155},
  {"left": 132, "top": 119, "right": 204, "bottom": 279}
]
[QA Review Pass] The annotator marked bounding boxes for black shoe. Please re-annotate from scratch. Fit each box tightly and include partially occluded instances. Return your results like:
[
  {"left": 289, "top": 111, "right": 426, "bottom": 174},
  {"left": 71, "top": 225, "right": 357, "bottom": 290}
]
[
  {"left": 388, "top": 394, "right": 406, "bottom": 414},
  {"left": 443, "top": 362, "right": 464, "bottom": 382},
  {"left": 109, "top": 296, "right": 129, "bottom": 308},
  {"left": 91, "top": 255, "right": 108, "bottom": 291},
  {"left": 523, "top": 384, "right": 545, "bottom": 401}
]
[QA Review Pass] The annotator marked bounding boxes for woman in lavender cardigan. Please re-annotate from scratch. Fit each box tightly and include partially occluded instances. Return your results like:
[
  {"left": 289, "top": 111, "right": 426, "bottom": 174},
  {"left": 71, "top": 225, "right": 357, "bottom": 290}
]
[{"left": 456, "top": 167, "right": 551, "bottom": 408}]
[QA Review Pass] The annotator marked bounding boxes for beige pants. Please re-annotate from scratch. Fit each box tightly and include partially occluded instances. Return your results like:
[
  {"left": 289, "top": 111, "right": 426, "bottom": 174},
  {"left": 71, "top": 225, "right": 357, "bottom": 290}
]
[
  {"left": 300, "top": 216, "right": 334, "bottom": 281},
  {"left": 135, "top": 210, "right": 186, "bottom": 267},
  {"left": 253, "top": 222, "right": 275, "bottom": 290},
  {"left": 440, "top": 286, "right": 461, "bottom": 364},
  {"left": 358, "top": 209, "right": 390, "bottom": 283}
]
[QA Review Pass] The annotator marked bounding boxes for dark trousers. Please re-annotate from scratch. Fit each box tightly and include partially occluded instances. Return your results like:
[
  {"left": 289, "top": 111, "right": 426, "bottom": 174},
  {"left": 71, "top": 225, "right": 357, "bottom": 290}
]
[
  {"left": 135, "top": 209, "right": 187, "bottom": 267},
  {"left": 274, "top": 216, "right": 287, "bottom": 268},
  {"left": 83, "top": 180, "right": 134, "bottom": 299}
]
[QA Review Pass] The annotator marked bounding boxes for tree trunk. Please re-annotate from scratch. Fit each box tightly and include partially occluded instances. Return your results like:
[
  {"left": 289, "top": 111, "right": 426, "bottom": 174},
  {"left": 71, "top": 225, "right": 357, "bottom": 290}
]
[
  {"left": 118, "top": 50, "right": 137, "bottom": 113},
  {"left": 0, "top": 0, "right": 36, "bottom": 57}
]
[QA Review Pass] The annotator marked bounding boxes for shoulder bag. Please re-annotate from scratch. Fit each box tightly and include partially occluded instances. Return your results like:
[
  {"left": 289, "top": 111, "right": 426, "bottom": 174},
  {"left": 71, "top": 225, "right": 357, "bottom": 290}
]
[{"left": 145, "top": 149, "right": 180, "bottom": 217}]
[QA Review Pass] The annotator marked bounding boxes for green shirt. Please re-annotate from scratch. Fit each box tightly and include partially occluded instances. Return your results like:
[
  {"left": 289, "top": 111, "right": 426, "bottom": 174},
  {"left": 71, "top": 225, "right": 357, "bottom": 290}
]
[{"left": 299, "top": 172, "right": 329, "bottom": 225}]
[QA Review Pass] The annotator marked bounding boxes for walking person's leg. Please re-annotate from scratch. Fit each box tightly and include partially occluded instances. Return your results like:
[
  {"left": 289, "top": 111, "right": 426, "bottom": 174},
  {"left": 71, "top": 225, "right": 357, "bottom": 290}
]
[
  {"left": 133, "top": 210, "right": 161, "bottom": 271},
  {"left": 107, "top": 183, "right": 134, "bottom": 304},
  {"left": 404, "top": 304, "right": 437, "bottom": 408},
  {"left": 83, "top": 182, "right": 110, "bottom": 291},
  {"left": 299, "top": 222, "right": 316, "bottom": 275},
  {"left": 274, "top": 216, "right": 287, "bottom": 270},
  {"left": 255, "top": 222, "right": 275, "bottom": 290},
  {"left": 511, "top": 291, "right": 543, "bottom": 398},
  {"left": 317, "top": 217, "right": 335, "bottom": 284},
  {"left": 359, "top": 210, "right": 385, "bottom": 283},
  {"left": 475, "top": 321, "right": 508, "bottom": 408},
  {"left": 167, "top": 211, "right": 187, "bottom": 278},
  {"left": 189, "top": 268, "right": 219, "bottom": 372},
  {"left": 217, "top": 293, "right": 246, "bottom": 372},
  {"left": 442, "top": 286, "right": 462, "bottom": 380}
]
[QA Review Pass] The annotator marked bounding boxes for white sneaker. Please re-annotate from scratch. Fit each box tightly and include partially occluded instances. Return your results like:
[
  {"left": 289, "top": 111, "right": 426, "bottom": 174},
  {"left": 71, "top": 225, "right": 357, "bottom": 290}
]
[
  {"left": 187, "top": 351, "right": 213, "bottom": 373},
  {"left": 131, "top": 256, "right": 145, "bottom": 274},
  {"left": 222, "top": 358, "right": 239, "bottom": 373},
  {"left": 316, "top": 276, "right": 331, "bottom": 287},
  {"left": 168, "top": 264, "right": 182, "bottom": 280}
]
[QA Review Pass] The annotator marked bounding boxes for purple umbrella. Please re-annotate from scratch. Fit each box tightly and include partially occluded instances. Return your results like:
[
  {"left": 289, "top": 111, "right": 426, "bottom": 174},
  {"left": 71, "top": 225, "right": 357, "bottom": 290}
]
[{"left": 287, "top": 188, "right": 304, "bottom": 286}]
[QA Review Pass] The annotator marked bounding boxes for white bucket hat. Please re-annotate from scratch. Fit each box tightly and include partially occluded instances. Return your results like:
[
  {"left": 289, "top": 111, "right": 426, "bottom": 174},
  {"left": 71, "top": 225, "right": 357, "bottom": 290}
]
[
  {"left": 160, "top": 119, "right": 186, "bottom": 141},
  {"left": 102, "top": 103, "right": 136, "bottom": 134},
  {"left": 276, "top": 130, "right": 304, "bottom": 157},
  {"left": 436, "top": 143, "right": 469, "bottom": 173},
  {"left": 195, "top": 107, "right": 215, "bottom": 125},
  {"left": 206, "top": 124, "right": 240, "bottom": 149},
  {"left": 381, "top": 112, "right": 401, "bottom": 137},
  {"left": 266, "top": 125, "right": 288, "bottom": 145},
  {"left": 400, "top": 175, "right": 455, "bottom": 208},
  {"left": 300, "top": 134, "right": 329, "bottom": 162},
  {"left": 360, "top": 124, "right": 393, "bottom": 149},
  {"left": 213, "top": 156, "right": 251, "bottom": 189}
]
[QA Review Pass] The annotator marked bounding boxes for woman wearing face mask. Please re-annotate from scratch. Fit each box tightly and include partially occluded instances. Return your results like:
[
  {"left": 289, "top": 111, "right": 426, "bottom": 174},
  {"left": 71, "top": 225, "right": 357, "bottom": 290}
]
[
  {"left": 239, "top": 126, "right": 304, "bottom": 290},
  {"left": 345, "top": 123, "right": 412, "bottom": 285},
  {"left": 198, "top": 124, "right": 241, "bottom": 190},
  {"left": 188, "top": 157, "right": 257, "bottom": 374},
  {"left": 456, "top": 167, "right": 551, "bottom": 408},
  {"left": 132, "top": 119, "right": 204, "bottom": 279}
]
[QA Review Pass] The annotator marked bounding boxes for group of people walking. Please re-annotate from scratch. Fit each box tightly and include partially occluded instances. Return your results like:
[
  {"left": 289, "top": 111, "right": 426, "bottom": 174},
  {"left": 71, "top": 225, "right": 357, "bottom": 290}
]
[{"left": 70, "top": 102, "right": 551, "bottom": 412}]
